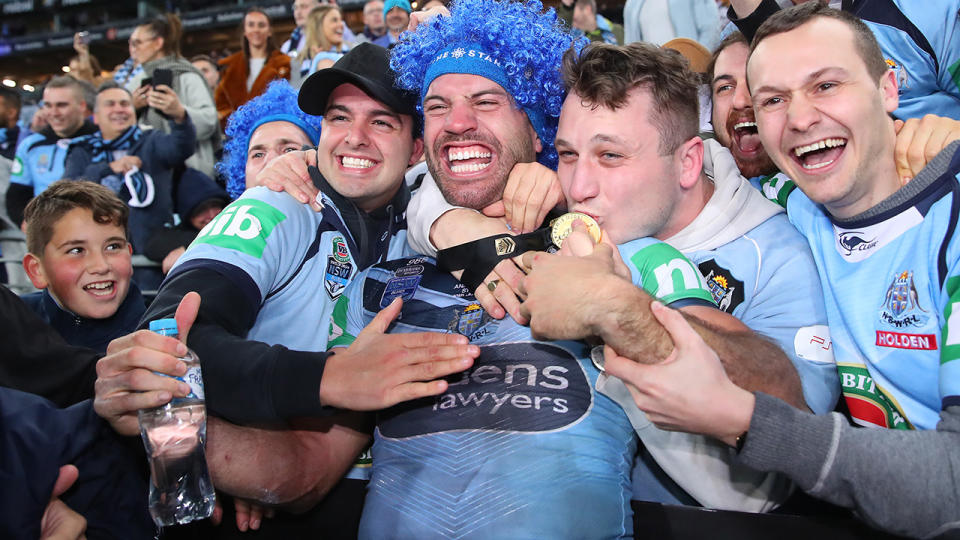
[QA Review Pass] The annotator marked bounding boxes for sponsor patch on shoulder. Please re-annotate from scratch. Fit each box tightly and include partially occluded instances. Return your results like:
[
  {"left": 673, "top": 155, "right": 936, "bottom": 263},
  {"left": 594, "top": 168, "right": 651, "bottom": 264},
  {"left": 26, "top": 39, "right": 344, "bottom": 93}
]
[
  {"left": 794, "top": 325, "right": 834, "bottom": 364},
  {"left": 192, "top": 199, "right": 287, "bottom": 258}
]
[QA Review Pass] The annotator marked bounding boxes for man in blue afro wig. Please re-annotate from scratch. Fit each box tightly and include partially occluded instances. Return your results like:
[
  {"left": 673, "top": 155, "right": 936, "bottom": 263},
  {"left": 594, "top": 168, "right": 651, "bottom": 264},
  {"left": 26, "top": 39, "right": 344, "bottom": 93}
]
[
  {"left": 390, "top": 0, "right": 583, "bottom": 212},
  {"left": 217, "top": 79, "right": 323, "bottom": 198}
]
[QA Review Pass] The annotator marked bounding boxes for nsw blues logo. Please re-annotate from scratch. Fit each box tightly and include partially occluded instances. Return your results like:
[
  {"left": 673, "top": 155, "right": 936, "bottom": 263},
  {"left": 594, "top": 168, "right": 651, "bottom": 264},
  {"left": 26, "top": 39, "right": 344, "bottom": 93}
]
[
  {"left": 878, "top": 270, "right": 928, "bottom": 328},
  {"left": 325, "top": 257, "right": 352, "bottom": 299},
  {"left": 325, "top": 236, "right": 353, "bottom": 300}
]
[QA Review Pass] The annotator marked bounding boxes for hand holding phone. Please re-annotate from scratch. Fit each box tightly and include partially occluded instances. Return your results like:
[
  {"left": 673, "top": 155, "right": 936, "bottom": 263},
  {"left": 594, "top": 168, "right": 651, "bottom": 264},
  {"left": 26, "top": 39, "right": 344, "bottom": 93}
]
[{"left": 152, "top": 68, "right": 173, "bottom": 89}]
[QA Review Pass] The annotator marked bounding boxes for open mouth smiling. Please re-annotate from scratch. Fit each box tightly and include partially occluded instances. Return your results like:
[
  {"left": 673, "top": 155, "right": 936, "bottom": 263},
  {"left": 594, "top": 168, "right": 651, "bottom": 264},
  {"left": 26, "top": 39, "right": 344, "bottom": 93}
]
[
  {"left": 444, "top": 144, "right": 494, "bottom": 175},
  {"left": 83, "top": 280, "right": 116, "bottom": 297},
  {"left": 730, "top": 120, "right": 763, "bottom": 156},
  {"left": 339, "top": 156, "right": 378, "bottom": 170},
  {"left": 791, "top": 137, "right": 847, "bottom": 170}
]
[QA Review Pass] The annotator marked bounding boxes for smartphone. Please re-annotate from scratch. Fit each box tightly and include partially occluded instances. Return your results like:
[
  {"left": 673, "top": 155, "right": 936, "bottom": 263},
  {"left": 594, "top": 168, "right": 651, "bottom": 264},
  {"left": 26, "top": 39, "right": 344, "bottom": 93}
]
[
  {"left": 77, "top": 31, "right": 90, "bottom": 45},
  {"left": 140, "top": 77, "right": 153, "bottom": 88},
  {"left": 152, "top": 68, "right": 173, "bottom": 89}
]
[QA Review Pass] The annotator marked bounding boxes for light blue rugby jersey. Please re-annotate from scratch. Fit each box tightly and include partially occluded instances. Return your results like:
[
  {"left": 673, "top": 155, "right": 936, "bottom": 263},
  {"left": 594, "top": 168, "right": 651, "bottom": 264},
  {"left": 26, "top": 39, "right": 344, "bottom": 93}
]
[
  {"left": 851, "top": 0, "right": 960, "bottom": 120},
  {"left": 10, "top": 133, "right": 73, "bottom": 196},
  {"left": 328, "top": 238, "right": 714, "bottom": 540},
  {"left": 169, "top": 186, "right": 413, "bottom": 480},
  {"left": 760, "top": 142, "right": 960, "bottom": 431},
  {"left": 631, "top": 212, "right": 841, "bottom": 506},
  {"left": 683, "top": 214, "right": 840, "bottom": 415},
  {"left": 171, "top": 186, "right": 413, "bottom": 351}
]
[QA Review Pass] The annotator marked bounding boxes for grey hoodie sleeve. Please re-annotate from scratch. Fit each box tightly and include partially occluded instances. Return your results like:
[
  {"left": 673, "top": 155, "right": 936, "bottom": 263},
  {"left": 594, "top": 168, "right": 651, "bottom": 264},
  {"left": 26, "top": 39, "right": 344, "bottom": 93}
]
[{"left": 738, "top": 392, "right": 960, "bottom": 539}]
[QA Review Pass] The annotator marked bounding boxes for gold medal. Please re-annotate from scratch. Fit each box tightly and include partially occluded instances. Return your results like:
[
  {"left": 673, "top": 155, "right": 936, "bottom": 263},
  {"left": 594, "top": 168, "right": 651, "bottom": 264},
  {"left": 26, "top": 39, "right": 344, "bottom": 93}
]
[{"left": 550, "top": 212, "right": 601, "bottom": 247}]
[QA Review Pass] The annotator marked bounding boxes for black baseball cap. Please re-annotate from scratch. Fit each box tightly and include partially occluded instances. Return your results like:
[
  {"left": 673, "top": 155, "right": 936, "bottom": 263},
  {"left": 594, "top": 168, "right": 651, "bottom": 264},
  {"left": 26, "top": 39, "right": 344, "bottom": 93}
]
[{"left": 298, "top": 43, "right": 419, "bottom": 118}]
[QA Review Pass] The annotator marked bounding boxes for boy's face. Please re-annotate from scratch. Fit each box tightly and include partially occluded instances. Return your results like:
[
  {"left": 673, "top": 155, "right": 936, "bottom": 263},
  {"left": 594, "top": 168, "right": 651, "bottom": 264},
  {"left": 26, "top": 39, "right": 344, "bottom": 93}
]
[{"left": 25, "top": 207, "right": 133, "bottom": 319}]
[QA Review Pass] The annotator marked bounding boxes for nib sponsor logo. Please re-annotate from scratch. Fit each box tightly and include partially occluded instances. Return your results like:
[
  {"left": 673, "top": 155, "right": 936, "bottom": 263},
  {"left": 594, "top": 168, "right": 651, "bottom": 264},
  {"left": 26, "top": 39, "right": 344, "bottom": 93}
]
[{"left": 379, "top": 343, "right": 592, "bottom": 439}]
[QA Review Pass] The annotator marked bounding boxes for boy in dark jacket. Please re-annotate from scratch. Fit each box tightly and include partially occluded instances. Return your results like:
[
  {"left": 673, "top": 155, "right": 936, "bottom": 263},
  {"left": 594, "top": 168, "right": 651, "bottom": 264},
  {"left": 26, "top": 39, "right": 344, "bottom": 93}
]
[{"left": 20, "top": 180, "right": 144, "bottom": 354}]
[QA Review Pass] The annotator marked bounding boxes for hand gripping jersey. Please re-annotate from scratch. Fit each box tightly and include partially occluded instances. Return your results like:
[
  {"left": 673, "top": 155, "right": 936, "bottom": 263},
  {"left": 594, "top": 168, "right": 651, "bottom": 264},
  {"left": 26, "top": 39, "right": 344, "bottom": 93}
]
[
  {"left": 328, "top": 238, "right": 714, "bottom": 539},
  {"left": 759, "top": 142, "right": 960, "bottom": 431},
  {"left": 627, "top": 142, "right": 838, "bottom": 509}
]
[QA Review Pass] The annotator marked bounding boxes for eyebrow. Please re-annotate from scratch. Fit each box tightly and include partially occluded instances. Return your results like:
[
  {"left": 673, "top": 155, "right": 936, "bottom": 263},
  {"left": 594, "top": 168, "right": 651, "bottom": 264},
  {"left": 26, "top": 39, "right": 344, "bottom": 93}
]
[
  {"left": 712, "top": 73, "right": 735, "bottom": 86},
  {"left": 751, "top": 67, "right": 848, "bottom": 95},
  {"left": 55, "top": 239, "right": 86, "bottom": 249},
  {"left": 423, "top": 87, "right": 511, "bottom": 104},
  {"left": 554, "top": 133, "right": 630, "bottom": 148},
  {"left": 248, "top": 138, "right": 305, "bottom": 152},
  {"left": 325, "top": 103, "right": 402, "bottom": 123}
]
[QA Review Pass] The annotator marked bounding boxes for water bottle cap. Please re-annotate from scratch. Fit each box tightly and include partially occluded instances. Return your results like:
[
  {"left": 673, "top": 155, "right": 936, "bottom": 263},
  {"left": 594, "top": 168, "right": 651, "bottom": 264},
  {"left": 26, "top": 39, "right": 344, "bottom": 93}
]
[{"left": 149, "top": 318, "right": 179, "bottom": 336}]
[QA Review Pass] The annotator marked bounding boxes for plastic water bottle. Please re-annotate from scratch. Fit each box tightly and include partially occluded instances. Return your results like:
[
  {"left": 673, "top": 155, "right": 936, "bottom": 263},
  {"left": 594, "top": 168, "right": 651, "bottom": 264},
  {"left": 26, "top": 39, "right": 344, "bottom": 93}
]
[{"left": 138, "top": 318, "right": 215, "bottom": 527}]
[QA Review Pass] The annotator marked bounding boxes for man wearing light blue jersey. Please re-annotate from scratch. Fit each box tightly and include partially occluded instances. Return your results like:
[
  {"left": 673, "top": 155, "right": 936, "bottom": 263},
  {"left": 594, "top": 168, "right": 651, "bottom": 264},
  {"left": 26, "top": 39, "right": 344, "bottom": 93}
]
[
  {"left": 587, "top": 4, "right": 960, "bottom": 537},
  {"left": 317, "top": 1, "right": 810, "bottom": 537},
  {"left": 6, "top": 76, "right": 97, "bottom": 226},
  {"left": 411, "top": 40, "right": 835, "bottom": 513},
  {"left": 726, "top": 0, "right": 960, "bottom": 121},
  {"left": 552, "top": 41, "right": 838, "bottom": 511}
]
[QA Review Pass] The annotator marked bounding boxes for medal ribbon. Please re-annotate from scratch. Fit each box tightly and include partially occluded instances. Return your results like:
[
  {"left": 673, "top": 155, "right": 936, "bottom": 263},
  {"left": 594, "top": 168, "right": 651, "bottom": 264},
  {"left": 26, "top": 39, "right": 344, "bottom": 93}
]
[{"left": 437, "top": 227, "right": 552, "bottom": 291}]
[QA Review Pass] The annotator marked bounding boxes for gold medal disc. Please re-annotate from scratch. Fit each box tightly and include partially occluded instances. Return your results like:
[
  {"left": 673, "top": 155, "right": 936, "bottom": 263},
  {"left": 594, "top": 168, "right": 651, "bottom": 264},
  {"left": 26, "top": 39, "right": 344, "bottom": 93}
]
[{"left": 550, "top": 212, "right": 602, "bottom": 247}]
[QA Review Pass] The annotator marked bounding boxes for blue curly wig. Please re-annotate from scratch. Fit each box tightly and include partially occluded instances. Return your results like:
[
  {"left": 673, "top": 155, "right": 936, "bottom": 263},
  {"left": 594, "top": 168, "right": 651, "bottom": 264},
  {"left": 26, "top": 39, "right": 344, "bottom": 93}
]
[
  {"left": 389, "top": 0, "right": 584, "bottom": 170},
  {"left": 218, "top": 80, "right": 324, "bottom": 199}
]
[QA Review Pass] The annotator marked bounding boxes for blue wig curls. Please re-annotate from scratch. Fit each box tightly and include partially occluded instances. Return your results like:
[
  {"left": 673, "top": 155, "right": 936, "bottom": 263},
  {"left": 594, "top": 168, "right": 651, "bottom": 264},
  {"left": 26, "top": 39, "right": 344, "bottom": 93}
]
[
  {"left": 389, "top": 0, "right": 585, "bottom": 169},
  {"left": 217, "top": 80, "right": 324, "bottom": 199}
]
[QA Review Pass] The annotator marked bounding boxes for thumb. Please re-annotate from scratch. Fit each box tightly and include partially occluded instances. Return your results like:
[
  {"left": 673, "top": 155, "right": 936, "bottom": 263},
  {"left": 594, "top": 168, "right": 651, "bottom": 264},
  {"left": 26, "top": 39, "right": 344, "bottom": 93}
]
[
  {"left": 649, "top": 301, "right": 699, "bottom": 349},
  {"left": 893, "top": 118, "right": 904, "bottom": 134},
  {"left": 52, "top": 465, "right": 79, "bottom": 498},
  {"left": 363, "top": 296, "right": 403, "bottom": 335},
  {"left": 481, "top": 201, "right": 506, "bottom": 218},
  {"left": 305, "top": 148, "right": 319, "bottom": 168},
  {"left": 174, "top": 292, "right": 202, "bottom": 344}
]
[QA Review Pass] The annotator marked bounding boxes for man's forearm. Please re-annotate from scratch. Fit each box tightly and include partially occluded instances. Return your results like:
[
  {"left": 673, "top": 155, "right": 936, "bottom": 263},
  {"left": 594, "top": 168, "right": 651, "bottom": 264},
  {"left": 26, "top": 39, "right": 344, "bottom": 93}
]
[
  {"left": 596, "top": 278, "right": 807, "bottom": 409},
  {"left": 207, "top": 414, "right": 370, "bottom": 513}
]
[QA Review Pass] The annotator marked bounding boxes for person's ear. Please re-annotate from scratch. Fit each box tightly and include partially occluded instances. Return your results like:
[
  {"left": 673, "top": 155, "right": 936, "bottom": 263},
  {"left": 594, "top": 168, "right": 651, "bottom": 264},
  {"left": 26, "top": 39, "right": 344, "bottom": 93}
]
[
  {"left": 676, "top": 136, "right": 704, "bottom": 190},
  {"left": 880, "top": 68, "right": 899, "bottom": 114},
  {"left": 23, "top": 252, "right": 49, "bottom": 289},
  {"left": 408, "top": 137, "right": 425, "bottom": 166}
]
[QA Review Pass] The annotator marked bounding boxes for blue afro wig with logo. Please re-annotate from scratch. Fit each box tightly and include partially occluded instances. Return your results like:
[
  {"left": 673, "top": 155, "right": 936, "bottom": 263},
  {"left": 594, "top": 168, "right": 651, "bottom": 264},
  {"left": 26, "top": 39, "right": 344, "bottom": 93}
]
[
  {"left": 217, "top": 80, "right": 324, "bottom": 199},
  {"left": 389, "top": 0, "right": 584, "bottom": 170}
]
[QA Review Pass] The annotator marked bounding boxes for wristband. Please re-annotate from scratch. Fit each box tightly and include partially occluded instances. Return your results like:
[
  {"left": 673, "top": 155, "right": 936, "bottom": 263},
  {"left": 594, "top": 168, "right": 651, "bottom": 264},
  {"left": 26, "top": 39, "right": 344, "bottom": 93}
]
[{"left": 735, "top": 430, "right": 749, "bottom": 453}]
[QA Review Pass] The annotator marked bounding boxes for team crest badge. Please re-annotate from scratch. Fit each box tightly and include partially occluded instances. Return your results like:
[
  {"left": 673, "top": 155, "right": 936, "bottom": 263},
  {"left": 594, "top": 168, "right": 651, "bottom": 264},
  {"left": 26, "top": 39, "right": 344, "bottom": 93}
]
[
  {"left": 698, "top": 260, "right": 744, "bottom": 313},
  {"left": 878, "top": 270, "right": 928, "bottom": 328},
  {"left": 448, "top": 303, "right": 497, "bottom": 340}
]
